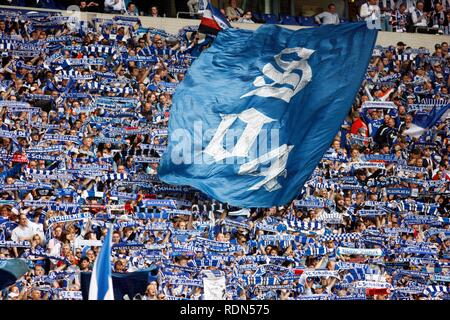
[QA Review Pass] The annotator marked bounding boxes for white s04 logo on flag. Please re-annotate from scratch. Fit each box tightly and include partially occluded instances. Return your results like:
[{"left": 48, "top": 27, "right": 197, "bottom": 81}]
[
  {"left": 241, "top": 47, "right": 314, "bottom": 103},
  {"left": 204, "top": 47, "right": 314, "bottom": 192}
]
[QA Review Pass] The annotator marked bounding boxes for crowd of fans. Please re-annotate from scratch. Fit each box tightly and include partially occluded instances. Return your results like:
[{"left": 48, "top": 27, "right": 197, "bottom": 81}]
[
  {"left": 0, "top": 9, "right": 449, "bottom": 301},
  {"left": 357, "top": 0, "right": 450, "bottom": 34},
  {"left": 6, "top": 0, "right": 450, "bottom": 33}
]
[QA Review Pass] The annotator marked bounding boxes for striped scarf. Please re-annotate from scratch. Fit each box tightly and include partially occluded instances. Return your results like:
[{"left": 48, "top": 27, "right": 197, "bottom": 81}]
[
  {"left": 101, "top": 173, "right": 128, "bottom": 182},
  {"left": 242, "top": 276, "right": 279, "bottom": 286},
  {"left": 342, "top": 268, "right": 367, "bottom": 283},
  {"left": 395, "top": 53, "right": 414, "bottom": 61},
  {"left": 319, "top": 233, "right": 361, "bottom": 242},
  {"left": 423, "top": 285, "right": 449, "bottom": 296},
  {"left": 302, "top": 245, "right": 332, "bottom": 256},
  {"left": 285, "top": 220, "right": 324, "bottom": 231},
  {"left": 394, "top": 201, "right": 439, "bottom": 215}
]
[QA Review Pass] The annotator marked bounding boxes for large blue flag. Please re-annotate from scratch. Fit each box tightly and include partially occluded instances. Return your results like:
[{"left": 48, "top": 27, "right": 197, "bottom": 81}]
[{"left": 158, "top": 23, "right": 378, "bottom": 207}]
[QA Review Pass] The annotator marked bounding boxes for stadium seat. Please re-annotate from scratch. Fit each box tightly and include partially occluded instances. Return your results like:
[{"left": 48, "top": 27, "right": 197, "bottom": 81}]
[
  {"left": 298, "top": 16, "right": 319, "bottom": 27},
  {"left": 252, "top": 12, "right": 263, "bottom": 23},
  {"left": 263, "top": 14, "right": 280, "bottom": 24},
  {"left": 280, "top": 15, "right": 300, "bottom": 25}
]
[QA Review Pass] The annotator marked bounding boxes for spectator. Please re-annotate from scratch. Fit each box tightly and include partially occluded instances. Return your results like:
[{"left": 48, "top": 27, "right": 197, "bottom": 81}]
[
  {"left": 360, "top": 0, "right": 381, "bottom": 28},
  {"left": 150, "top": 5, "right": 159, "bottom": 17},
  {"left": 411, "top": 1, "right": 430, "bottom": 29},
  {"left": 390, "top": 2, "right": 408, "bottom": 32},
  {"left": 225, "top": 0, "right": 244, "bottom": 22},
  {"left": 104, "top": 0, "right": 126, "bottom": 13},
  {"left": 430, "top": 1, "right": 446, "bottom": 30},
  {"left": 238, "top": 11, "right": 255, "bottom": 24},
  {"left": 315, "top": 4, "right": 340, "bottom": 25},
  {"left": 443, "top": 11, "right": 450, "bottom": 33},
  {"left": 125, "top": 2, "right": 139, "bottom": 15},
  {"left": 187, "top": 0, "right": 199, "bottom": 16},
  {"left": 380, "top": 0, "right": 396, "bottom": 31}
]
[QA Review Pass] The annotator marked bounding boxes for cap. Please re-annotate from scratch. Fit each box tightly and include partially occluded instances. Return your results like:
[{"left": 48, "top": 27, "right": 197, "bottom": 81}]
[{"left": 397, "top": 41, "right": 406, "bottom": 47}]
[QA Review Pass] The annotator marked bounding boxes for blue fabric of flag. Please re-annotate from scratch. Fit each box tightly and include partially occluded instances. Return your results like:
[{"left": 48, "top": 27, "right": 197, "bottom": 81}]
[
  {"left": 93, "top": 226, "right": 113, "bottom": 300},
  {"left": 158, "top": 23, "right": 378, "bottom": 207}
]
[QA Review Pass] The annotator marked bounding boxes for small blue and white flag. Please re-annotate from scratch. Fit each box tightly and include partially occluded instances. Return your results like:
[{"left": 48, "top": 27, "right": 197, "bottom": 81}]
[
  {"left": 88, "top": 225, "right": 114, "bottom": 300},
  {"left": 158, "top": 23, "right": 378, "bottom": 207},
  {"left": 199, "top": 1, "right": 231, "bottom": 35},
  {"left": 405, "top": 103, "right": 450, "bottom": 138}
]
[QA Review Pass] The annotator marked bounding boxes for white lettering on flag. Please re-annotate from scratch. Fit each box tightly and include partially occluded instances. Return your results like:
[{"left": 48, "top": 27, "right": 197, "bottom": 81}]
[
  {"left": 204, "top": 108, "right": 274, "bottom": 161},
  {"left": 240, "top": 47, "right": 315, "bottom": 103}
]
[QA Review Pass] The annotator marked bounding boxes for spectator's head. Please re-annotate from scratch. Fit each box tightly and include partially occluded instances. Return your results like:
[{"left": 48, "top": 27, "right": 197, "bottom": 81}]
[
  {"left": 435, "top": 1, "right": 442, "bottom": 11},
  {"left": 155, "top": 38, "right": 164, "bottom": 49},
  {"left": 151, "top": 6, "right": 158, "bottom": 16},
  {"left": 368, "top": 0, "right": 377, "bottom": 5},
  {"left": 399, "top": 3, "right": 407, "bottom": 12},
  {"left": 242, "top": 11, "right": 252, "bottom": 20},
  {"left": 112, "top": 231, "right": 121, "bottom": 243},
  {"left": 229, "top": 0, "right": 239, "bottom": 8},
  {"left": 146, "top": 283, "right": 157, "bottom": 297},
  {"left": 328, "top": 3, "right": 336, "bottom": 13},
  {"left": 114, "top": 260, "right": 125, "bottom": 272},
  {"left": 397, "top": 41, "right": 406, "bottom": 49},
  {"left": 117, "top": 165, "right": 126, "bottom": 173},
  {"left": 138, "top": 37, "right": 146, "bottom": 48},
  {"left": 18, "top": 214, "right": 28, "bottom": 227},
  {"left": 127, "top": 2, "right": 137, "bottom": 13},
  {"left": 30, "top": 289, "right": 41, "bottom": 300},
  {"left": 417, "top": 1, "right": 424, "bottom": 10},
  {"left": 79, "top": 257, "right": 90, "bottom": 270}
]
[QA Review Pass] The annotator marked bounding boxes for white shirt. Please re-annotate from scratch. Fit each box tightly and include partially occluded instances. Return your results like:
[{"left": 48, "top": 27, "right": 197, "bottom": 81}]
[
  {"left": 237, "top": 18, "right": 255, "bottom": 24},
  {"left": 11, "top": 220, "right": 44, "bottom": 243},
  {"left": 404, "top": 0, "right": 417, "bottom": 11},
  {"left": 315, "top": 11, "right": 340, "bottom": 25},
  {"left": 412, "top": 8, "right": 428, "bottom": 26},
  {"left": 360, "top": 2, "right": 381, "bottom": 21},
  {"left": 104, "top": 0, "right": 126, "bottom": 12},
  {"left": 47, "top": 238, "right": 61, "bottom": 256}
]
